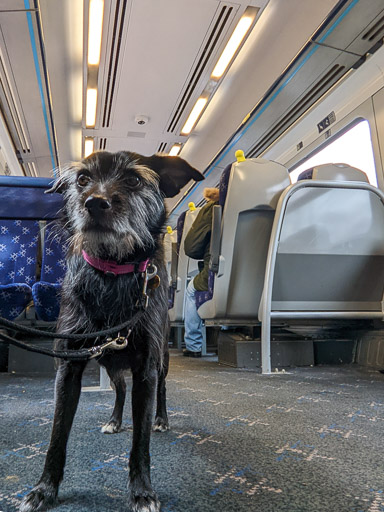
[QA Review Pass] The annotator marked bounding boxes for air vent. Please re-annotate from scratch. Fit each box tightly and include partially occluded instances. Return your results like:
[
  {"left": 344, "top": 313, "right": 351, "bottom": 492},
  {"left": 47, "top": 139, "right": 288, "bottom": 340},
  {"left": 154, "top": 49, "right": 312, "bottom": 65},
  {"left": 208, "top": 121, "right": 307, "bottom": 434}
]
[
  {"left": 166, "top": 5, "right": 233, "bottom": 133},
  {"left": 248, "top": 64, "right": 345, "bottom": 158},
  {"left": 99, "top": 137, "right": 107, "bottom": 150},
  {"left": 158, "top": 142, "right": 167, "bottom": 153},
  {"left": 101, "top": 0, "right": 128, "bottom": 128},
  {"left": 0, "top": 51, "right": 31, "bottom": 154},
  {"left": 127, "top": 131, "right": 146, "bottom": 138},
  {"left": 362, "top": 13, "right": 384, "bottom": 42}
]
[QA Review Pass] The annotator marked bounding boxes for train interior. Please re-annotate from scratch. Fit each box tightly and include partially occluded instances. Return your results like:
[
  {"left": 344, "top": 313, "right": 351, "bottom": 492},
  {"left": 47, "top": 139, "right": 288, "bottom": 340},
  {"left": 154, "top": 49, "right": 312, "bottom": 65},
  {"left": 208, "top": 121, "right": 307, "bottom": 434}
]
[{"left": 0, "top": 0, "right": 383, "bottom": 511}]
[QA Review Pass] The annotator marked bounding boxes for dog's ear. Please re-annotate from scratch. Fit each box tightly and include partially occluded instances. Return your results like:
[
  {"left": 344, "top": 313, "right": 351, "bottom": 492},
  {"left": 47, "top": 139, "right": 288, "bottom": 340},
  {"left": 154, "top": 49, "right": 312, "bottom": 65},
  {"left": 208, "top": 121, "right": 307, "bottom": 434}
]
[{"left": 138, "top": 154, "right": 204, "bottom": 197}]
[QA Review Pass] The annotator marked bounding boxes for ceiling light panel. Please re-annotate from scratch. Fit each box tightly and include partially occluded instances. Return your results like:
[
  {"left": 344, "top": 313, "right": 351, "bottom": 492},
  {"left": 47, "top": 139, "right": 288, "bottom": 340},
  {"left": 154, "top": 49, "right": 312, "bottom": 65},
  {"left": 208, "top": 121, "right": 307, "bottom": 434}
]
[
  {"left": 84, "top": 137, "right": 94, "bottom": 157},
  {"left": 88, "top": 0, "right": 104, "bottom": 66},
  {"left": 169, "top": 144, "right": 182, "bottom": 156},
  {"left": 211, "top": 15, "right": 253, "bottom": 79},
  {"left": 181, "top": 97, "right": 208, "bottom": 135},
  {"left": 86, "top": 88, "right": 98, "bottom": 127}
]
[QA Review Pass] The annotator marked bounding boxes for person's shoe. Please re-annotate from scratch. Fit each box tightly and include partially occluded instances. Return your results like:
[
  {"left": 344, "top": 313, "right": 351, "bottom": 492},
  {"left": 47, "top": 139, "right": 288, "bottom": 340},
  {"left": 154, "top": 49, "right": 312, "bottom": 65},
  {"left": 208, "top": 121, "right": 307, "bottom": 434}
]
[{"left": 183, "top": 349, "right": 202, "bottom": 358}]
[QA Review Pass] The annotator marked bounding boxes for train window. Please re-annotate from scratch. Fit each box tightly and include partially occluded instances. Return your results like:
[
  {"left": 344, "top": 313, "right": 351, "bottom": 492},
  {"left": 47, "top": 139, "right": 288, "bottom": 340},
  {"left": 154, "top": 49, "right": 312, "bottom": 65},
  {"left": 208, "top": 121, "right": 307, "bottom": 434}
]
[{"left": 289, "top": 120, "right": 377, "bottom": 186}]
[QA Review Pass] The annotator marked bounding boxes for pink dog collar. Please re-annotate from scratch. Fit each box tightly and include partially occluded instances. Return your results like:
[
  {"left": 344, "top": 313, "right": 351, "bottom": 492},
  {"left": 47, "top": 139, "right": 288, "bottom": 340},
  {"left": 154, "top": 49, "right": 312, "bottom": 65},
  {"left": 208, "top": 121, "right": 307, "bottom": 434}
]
[{"left": 82, "top": 250, "right": 149, "bottom": 276}]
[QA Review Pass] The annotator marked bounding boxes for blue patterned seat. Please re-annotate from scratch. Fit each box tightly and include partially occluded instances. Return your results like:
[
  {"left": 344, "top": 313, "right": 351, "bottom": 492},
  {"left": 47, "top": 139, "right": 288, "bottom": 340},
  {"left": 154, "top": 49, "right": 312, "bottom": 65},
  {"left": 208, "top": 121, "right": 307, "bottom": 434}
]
[
  {"left": 32, "top": 225, "right": 67, "bottom": 322},
  {"left": 195, "top": 270, "right": 215, "bottom": 309},
  {"left": 0, "top": 220, "right": 39, "bottom": 319}
]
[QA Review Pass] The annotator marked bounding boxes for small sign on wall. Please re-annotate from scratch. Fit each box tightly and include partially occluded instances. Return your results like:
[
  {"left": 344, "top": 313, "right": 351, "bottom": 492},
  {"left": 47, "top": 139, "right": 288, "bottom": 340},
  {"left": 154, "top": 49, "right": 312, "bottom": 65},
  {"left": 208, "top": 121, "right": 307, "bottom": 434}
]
[{"left": 317, "top": 111, "right": 336, "bottom": 133}]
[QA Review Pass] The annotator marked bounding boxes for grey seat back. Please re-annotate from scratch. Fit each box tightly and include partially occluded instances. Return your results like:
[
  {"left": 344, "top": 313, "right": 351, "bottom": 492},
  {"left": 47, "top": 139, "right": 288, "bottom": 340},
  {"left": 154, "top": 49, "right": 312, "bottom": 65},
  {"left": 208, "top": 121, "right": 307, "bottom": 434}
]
[
  {"left": 312, "top": 163, "right": 369, "bottom": 182},
  {"left": 197, "top": 157, "right": 290, "bottom": 322},
  {"left": 271, "top": 183, "right": 384, "bottom": 311}
]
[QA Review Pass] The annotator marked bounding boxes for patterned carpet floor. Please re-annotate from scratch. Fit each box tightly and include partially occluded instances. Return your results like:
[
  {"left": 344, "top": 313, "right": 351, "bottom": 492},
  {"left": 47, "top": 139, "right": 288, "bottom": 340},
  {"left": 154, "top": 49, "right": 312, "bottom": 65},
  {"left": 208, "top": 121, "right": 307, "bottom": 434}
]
[{"left": 0, "top": 352, "right": 383, "bottom": 512}]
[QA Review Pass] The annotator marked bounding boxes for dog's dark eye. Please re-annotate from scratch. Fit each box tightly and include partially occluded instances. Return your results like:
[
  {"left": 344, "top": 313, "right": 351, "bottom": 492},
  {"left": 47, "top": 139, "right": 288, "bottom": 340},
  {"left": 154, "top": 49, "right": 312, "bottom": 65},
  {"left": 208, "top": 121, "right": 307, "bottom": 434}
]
[
  {"left": 126, "top": 175, "right": 141, "bottom": 189},
  {"left": 77, "top": 174, "right": 91, "bottom": 187}
]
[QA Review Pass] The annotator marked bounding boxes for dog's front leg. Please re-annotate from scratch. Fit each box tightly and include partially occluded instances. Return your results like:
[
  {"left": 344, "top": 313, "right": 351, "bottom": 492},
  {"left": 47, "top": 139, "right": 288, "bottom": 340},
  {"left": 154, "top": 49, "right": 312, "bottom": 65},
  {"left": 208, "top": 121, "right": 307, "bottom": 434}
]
[
  {"left": 20, "top": 360, "right": 86, "bottom": 512},
  {"left": 153, "top": 349, "right": 169, "bottom": 432},
  {"left": 128, "top": 367, "right": 160, "bottom": 512},
  {"left": 101, "top": 364, "right": 126, "bottom": 434}
]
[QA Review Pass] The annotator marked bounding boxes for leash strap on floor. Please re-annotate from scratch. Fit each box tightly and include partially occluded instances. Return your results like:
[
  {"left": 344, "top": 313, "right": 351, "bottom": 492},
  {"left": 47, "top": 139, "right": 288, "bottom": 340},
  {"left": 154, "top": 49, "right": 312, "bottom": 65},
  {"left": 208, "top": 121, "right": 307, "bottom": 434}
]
[
  {"left": 0, "top": 307, "right": 146, "bottom": 361},
  {"left": 0, "top": 330, "right": 104, "bottom": 361},
  {"left": 0, "top": 306, "right": 145, "bottom": 341}
]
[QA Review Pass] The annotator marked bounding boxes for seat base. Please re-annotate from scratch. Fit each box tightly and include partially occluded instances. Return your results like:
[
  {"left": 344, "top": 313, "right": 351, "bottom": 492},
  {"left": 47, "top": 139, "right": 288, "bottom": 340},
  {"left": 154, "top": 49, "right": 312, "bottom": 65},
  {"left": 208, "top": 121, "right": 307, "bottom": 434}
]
[{"left": 218, "top": 331, "right": 314, "bottom": 369}]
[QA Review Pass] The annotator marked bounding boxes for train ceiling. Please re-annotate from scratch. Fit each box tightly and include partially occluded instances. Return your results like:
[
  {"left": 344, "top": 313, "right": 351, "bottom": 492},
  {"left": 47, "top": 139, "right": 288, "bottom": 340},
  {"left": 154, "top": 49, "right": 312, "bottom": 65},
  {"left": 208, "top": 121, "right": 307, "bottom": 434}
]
[
  {"left": 1, "top": 0, "right": 383, "bottom": 221},
  {"left": 0, "top": 0, "right": 338, "bottom": 178}
]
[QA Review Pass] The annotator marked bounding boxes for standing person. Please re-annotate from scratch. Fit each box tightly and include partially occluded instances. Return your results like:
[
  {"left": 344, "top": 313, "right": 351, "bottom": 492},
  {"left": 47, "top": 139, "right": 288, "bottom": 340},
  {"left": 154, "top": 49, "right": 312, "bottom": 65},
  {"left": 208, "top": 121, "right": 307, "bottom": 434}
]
[{"left": 183, "top": 188, "right": 220, "bottom": 357}]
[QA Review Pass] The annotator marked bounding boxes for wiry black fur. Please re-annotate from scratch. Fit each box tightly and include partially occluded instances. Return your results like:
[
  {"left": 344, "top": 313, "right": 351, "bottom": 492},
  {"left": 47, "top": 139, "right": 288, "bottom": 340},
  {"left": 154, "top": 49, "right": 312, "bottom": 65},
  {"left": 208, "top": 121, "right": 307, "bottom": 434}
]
[{"left": 19, "top": 150, "right": 204, "bottom": 512}]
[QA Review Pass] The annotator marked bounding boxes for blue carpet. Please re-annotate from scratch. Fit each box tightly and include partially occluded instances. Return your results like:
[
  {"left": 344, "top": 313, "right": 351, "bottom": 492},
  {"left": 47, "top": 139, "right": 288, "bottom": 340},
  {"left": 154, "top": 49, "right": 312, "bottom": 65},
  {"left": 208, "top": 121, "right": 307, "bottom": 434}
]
[{"left": 0, "top": 352, "right": 383, "bottom": 511}]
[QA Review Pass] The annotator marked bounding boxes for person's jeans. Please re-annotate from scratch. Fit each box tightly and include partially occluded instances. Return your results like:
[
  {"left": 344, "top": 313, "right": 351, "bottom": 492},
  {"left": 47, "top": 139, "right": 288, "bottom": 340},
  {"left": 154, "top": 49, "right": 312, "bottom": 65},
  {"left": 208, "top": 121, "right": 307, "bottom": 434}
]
[{"left": 184, "top": 280, "right": 203, "bottom": 352}]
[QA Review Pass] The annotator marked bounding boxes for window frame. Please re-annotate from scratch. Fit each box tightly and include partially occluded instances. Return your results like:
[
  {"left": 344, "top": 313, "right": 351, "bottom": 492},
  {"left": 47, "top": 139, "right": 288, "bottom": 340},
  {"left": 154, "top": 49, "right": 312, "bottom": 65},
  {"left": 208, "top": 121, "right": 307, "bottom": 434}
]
[{"left": 279, "top": 97, "right": 384, "bottom": 191}]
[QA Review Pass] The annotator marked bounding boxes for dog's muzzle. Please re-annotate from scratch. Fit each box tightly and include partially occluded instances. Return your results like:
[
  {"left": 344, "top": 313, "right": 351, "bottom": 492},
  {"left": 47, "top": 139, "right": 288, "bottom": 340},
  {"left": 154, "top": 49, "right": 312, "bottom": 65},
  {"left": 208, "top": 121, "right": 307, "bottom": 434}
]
[{"left": 85, "top": 195, "right": 112, "bottom": 217}]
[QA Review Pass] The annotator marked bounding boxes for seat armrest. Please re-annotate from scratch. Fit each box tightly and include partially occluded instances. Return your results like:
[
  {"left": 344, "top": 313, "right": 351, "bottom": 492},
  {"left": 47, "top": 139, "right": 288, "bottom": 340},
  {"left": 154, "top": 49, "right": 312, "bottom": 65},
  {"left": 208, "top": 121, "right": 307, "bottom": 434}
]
[
  {"left": 209, "top": 205, "right": 222, "bottom": 273},
  {"left": 170, "top": 242, "right": 178, "bottom": 288}
]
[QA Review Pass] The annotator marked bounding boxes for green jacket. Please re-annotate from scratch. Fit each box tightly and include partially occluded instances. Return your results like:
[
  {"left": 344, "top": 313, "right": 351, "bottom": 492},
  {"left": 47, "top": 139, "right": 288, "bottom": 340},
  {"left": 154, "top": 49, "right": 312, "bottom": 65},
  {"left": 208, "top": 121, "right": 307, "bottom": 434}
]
[{"left": 184, "top": 200, "right": 217, "bottom": 291}]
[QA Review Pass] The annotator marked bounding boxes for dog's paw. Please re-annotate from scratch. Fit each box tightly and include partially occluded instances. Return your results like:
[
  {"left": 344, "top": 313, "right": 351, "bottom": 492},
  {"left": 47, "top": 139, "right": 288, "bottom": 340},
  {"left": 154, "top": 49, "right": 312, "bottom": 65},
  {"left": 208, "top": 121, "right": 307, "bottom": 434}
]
[
  {"left": 128, "top": 490, "right": 160, "bottom": 512},
  {"left": 19, "top": 483, "right": 57, "bottom": 512},
  {"left": 152, "top": 416, "right": 169, "bottom": 433},
  {"left": 101, "top": 420, "right": 121, "bottom": 434}
]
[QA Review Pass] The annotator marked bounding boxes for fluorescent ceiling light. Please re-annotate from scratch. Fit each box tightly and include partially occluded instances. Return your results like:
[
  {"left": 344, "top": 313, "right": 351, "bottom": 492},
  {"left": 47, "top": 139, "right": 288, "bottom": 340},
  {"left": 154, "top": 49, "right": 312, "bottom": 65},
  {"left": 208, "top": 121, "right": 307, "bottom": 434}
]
[
  {"left": 211, "top": 16, "right": 253, "bottom": 79},
  {"left": 88, "top": 0, "right": 104, "bottom": 66},
  {"left": 169, "top": 144, "right": 182, "bottom": 156},
  {"left": 86, "top": 88, "right": 98, "bottom": 127},
  {"left": 181, "top": 97, "right": 208, "bottom": 135},
  {"left": 84, "top": 138, "right": 94, "bottom": 157}
]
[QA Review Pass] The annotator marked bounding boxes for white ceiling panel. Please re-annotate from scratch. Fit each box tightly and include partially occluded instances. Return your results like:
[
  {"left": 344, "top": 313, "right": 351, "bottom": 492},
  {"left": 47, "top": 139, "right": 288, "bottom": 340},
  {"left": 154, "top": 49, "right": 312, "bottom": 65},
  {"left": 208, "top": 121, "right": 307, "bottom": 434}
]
[
  {"left": 1, "top": 0, "right": 359, "bottom": 189},
  {"left": 109, "top": 0, "right": 223, "bottom": 134}
]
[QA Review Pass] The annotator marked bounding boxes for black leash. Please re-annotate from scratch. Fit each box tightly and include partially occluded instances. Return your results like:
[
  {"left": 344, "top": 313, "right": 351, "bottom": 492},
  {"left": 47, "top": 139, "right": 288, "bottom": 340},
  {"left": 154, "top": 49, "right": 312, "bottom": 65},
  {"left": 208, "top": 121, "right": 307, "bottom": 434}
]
[
  {"left": 0, "top": 306, "right": 145, "bottom": 361},
  {"left": 0, "top": 308, "right": 143, "bottom": 341},
  {"left": 0, "top": 330, "right": 115, "bottom": 361}
]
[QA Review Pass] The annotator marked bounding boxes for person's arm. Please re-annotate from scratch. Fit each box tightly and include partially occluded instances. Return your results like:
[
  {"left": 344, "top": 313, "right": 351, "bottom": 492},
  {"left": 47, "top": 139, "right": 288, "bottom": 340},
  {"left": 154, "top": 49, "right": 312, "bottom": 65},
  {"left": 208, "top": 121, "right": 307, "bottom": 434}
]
[{"left": 184, "top": 202, "right": 214, "bottom": 260}]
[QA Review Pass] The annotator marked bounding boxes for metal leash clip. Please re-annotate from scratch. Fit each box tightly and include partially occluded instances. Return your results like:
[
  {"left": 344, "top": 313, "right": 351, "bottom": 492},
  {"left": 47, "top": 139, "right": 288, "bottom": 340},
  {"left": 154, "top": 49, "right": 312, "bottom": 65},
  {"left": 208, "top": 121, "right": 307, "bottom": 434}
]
[
  {"left": 141, "top": 264, "right": 158, "bottom": 309},
  {"left": 105, "top": 331, "right": 130, "bottom": 350},
  {"left": 88, "top": 331, "right": 131, "bottom": 359}
]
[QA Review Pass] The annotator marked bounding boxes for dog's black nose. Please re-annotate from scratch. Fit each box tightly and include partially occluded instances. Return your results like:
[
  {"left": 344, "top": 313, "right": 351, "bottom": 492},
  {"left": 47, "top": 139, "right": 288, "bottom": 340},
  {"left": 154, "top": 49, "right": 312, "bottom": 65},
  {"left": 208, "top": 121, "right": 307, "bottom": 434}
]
[{"left": 85, "top": 195, "right": 112, "bottom": 214}]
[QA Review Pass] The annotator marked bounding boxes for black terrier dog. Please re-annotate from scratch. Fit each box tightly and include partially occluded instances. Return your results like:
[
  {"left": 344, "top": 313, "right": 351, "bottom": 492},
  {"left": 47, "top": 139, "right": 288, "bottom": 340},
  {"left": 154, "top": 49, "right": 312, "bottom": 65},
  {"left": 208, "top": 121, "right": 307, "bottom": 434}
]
[{"left": 20, "top": 151, "right": 203, "bottom": 512}]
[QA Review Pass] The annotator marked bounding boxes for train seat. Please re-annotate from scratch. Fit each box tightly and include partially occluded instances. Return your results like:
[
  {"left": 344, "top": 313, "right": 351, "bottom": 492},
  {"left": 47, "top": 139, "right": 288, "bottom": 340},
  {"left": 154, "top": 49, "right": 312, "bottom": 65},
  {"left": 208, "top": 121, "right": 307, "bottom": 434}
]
[
  {"left": 196, "top": 152, "right": 291, "bottom": 323},
  {"left": 297, "top": 163, "right": 369, "bottom": 182},
  {"left": 194, "top": 164, "right": 232, "bottom": 311},
  {"left": 259, "top": 179, "right": 384, "bottom": 373},
  {"left": 168, "top": 205, "right": 200, "bottom": 322},
  {"left": 0, "top": 220, "right": 40, "bottom": 319},
  {"left": 32, "top": 225, "right": 67, "bottom": 322},
  {"left": 0, "top": 176, "right": 63, "bottom": 323}
]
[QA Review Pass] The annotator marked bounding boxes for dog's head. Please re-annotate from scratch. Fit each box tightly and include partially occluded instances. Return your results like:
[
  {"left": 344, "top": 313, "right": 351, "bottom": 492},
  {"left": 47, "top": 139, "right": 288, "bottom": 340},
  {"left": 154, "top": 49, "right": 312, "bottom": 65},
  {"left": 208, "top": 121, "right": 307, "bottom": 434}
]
[{"left": 48, "top": 151, "right": 203, "bottom": 258}]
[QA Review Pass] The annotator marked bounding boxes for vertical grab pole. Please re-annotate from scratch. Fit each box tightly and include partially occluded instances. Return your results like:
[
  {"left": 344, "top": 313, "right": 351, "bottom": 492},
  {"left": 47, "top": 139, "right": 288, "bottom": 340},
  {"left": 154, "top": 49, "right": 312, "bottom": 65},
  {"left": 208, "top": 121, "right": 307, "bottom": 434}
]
[
  {"left": 259, "top": 185, "right": 293, "bottom": 374},
  {"left": 99, "top": 366, "right": 111, "bottom": 390},
  {"left": 261, "top": 305, "right": 272, "bottom": 374}
]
